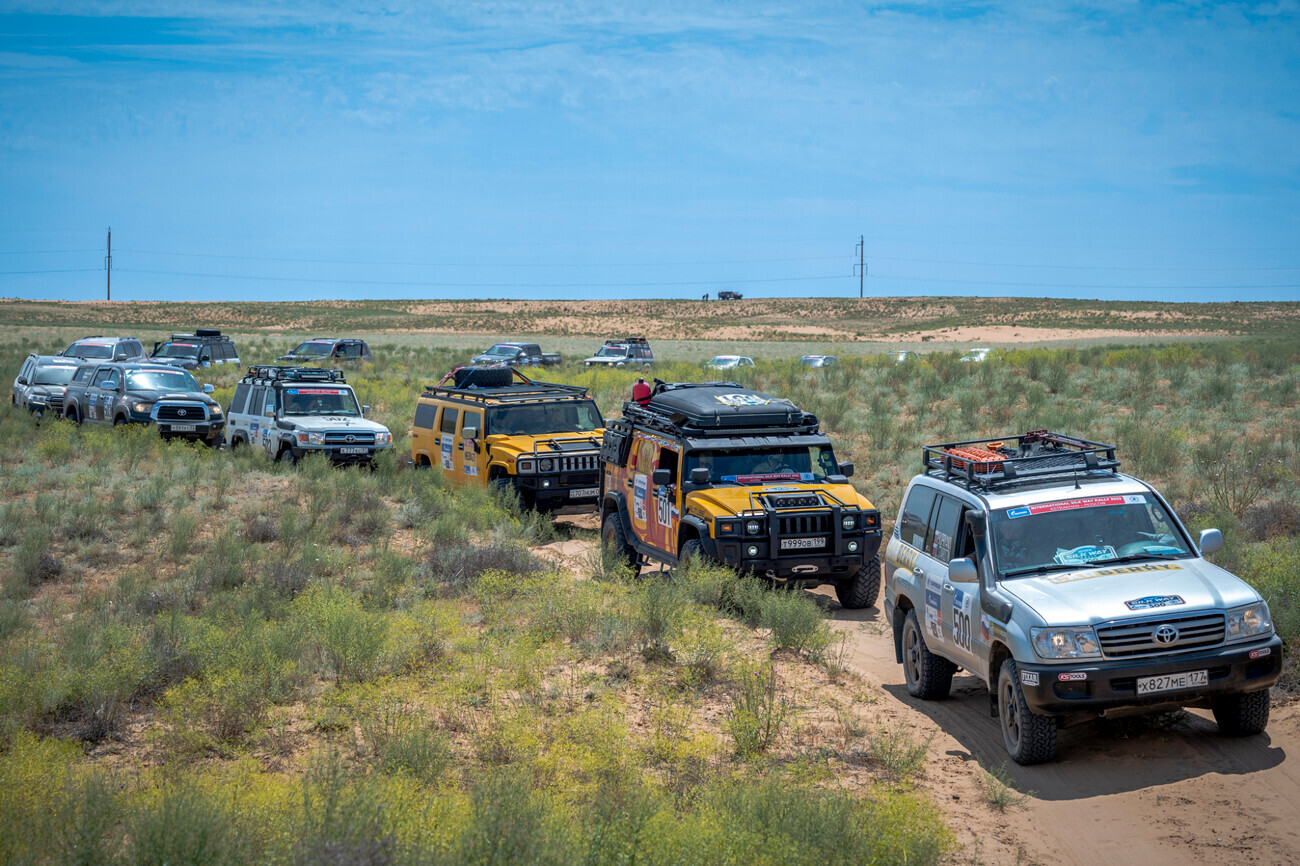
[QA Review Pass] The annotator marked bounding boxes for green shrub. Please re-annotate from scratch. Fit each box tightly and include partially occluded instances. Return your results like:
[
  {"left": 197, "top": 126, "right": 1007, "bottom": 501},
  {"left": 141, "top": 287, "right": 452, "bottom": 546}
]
[
  {"left": 1243, "top": 538, "right": 1300, "bottom": 643},
  {"left": 294, "top": 585, "right": 390, "bottom": 684},
  {"left": 760, "top": 590, "right": 831, "bottom": 656},
  {"left": 726, "top": 662, "right": 791, "bottom": 757},
  {"left": 633, "top": 578, "right": 687, "bottom": 659},
  {"left": 425, "top": 542, "right": 544, "bottom": 593}
]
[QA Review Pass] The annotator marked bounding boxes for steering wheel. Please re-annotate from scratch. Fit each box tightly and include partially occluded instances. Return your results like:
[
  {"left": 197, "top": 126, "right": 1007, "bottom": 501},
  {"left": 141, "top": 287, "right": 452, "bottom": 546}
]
[{"left": 777, "top": 464, "right": 800, "bottom": 475}]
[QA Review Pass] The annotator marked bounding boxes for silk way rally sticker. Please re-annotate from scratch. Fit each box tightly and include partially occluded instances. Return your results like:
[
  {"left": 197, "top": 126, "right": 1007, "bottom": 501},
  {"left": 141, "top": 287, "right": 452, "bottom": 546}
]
[
  {"left": 1053, "top": 545, "right": 1117, "bottom": 566},
  {"left": 1007, "top": 494, "right": 1145, "bottom": 519}
]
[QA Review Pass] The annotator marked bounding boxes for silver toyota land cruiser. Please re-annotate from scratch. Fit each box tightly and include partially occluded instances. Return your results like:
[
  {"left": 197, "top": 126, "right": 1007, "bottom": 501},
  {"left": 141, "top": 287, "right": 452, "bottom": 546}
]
[{"left": 884, "top": 431, "right": 1281, "bottom": 764}]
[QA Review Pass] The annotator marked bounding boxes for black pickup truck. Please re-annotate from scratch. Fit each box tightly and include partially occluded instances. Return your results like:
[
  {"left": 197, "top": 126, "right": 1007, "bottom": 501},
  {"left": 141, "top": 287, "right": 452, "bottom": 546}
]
[
  {"left": 62, "top": 362, "right": 225, "bottom": 445},
  {"left": 470, "top": 342, "right": 563, "bottom": 367}
]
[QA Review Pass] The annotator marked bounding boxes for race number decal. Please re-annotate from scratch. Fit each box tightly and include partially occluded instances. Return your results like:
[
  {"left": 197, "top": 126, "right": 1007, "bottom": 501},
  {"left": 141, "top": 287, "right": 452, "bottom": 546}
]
[
  {"left": 633, "top": 474, "right": 648, "bottom": 522},
  {"left": 952, "top": 588, "right": 974, "bottom": 652},
  {"left": 656, "top": 492, "right": 670, "bottom": 527},
  {"left": 440, "top": 434, "right": 454, "bottom": 470}
]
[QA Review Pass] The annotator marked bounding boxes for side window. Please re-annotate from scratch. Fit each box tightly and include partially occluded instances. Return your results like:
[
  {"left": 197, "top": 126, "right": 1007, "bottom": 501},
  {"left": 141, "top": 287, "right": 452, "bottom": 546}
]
[
  {"left": 266, "top": 388, "right": 278, "bottom": 414},
  {"left": 21, "top": 360, "right": 33, "bottom": 380},
  {"left": 343, "top": 343, "right": 362, "bottom": 359},
  {"left": 200, "top": 347, "right": 212, "bottom": 363},
  {"left": 899, "top": 486, "right": 937, "bottom": 550},
  {"left": 246, "top": 386, "right": 262, "bottom": 414},
  {"left": 656, "top": 446, "right": 679, "bottom": 484},
  {"left": 461, "top": 410, "right": 482, "bottom": 436},
  {"left": 230, "top": 384, "right": 250, "bottom": 415},
  {"left": 131, "top": 341, "right": 144, "bottom": 356},
  {"left": 73, "top": 367, "right": 92, "bottom": 385},
  {"left": 926, "top": 496, "right": 963, "bottom": 563},
  {"left": 219, "top": 342, "right": 233, "bottom": 360},
  {"left": 413, "top": 403, "right": 437, "bottom": 429},
  {"left": 439, "top": 408, "right": 458, "bottom": 435},
  {"left": 360, "top": 342, "right": 370, "bottom": 358},
  {"left": 92, "top": 368, "right": 114, "bottom": 387}
]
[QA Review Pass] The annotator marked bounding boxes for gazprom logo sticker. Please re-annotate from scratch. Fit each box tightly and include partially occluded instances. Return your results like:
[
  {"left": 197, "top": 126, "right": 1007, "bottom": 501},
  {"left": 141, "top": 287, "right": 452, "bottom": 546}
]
[{"left": 1006, "top": 507, "right": 1031, "bottom": 520}]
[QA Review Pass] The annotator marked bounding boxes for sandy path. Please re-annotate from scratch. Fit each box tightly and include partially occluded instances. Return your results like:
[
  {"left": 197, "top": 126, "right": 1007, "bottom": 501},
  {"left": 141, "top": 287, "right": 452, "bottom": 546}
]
[
  {"left": 807, "top": 587, "right": 1300, "bottom": 865},
  {"left": 539, "top": 530, "right": 1300, "bottom": 864}
]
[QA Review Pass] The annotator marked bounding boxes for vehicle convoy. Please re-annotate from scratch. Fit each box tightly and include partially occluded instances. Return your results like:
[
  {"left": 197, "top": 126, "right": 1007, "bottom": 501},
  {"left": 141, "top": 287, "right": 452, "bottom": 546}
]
[
  {"left": 583, "top": 337, "right": 654, "bottom": 369},
  {"left": 277, "top": 338, "right": 373, "bottom": 364},
  {"left": 412, "top": 366, "right": 604, "bottom": 512},
  {"left": 62, "top": 362, "right": 224, "bottom": 445},
  {"left": 225, "top": 366, "right": 392, "bottom": 466},
  {"left": 470, "top": 343, "right": 562, "bottom": 368},
  {"left": 884, "top": 431, "right": 1281, "bottom": 765},
  {"left": 58, "top": 336, "right": 148, "bottom": 362},
  {"left": 12, "top": 354, "right": 85, "bottom": 414},
  {"left": 599, "top": 382, "right": 883, "bottom": 607},
  {"left": 150, "top": 330, "right": 240, "bottom": 370}
]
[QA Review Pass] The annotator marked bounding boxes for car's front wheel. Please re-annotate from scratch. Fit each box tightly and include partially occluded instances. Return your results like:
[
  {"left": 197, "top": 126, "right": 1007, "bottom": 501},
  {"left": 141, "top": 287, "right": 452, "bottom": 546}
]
[
  {"left": 1212, "top": 689, "right": 1270, "bottom": 737},
  {"left": 997, "top": 658, "right": 1057, "bottom": 764},
  {"left": 835, "top": 555, "right": 881, "bottom": 609}
]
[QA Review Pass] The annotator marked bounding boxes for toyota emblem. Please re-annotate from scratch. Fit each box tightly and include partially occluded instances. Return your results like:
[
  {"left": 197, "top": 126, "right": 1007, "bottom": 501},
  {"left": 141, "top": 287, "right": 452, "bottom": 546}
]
[
  {"left": 177, "top": 409, "right": 187, "bottom": 417},
  {"left": 1153, "top": 625, "right": 1179, "bottom": 644},
  {"left": 345, "top": 434, "right": 356, "bottom": 443}
]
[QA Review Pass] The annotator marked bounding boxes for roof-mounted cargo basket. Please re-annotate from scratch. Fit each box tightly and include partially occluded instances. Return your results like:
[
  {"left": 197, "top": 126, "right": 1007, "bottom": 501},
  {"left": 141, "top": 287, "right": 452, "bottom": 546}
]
[
  {"left": 922, "top": 431, "right": 1120, "bottom": 491},
  {"left": 604, "top": 336, "right": 648, "bottom": 346},
  {"left": 243, "top": 365, "right": 347, "bottom": 384}
]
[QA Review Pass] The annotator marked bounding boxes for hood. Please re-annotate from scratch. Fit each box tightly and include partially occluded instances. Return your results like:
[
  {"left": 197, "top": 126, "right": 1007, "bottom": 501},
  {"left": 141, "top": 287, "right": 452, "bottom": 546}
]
[
  {"left": 130, "top": 389, "right": 219, "bottom": 407},
  {"left": 584, "top": 354, "right": 627, "bottom": 363},
  {"left": 28, "top": 384, "right": 70, "bottom": 396},
  {"left": 688, "top": 482, "right": 872, "bottom": 517},
  {"left": 282, "top": 415, "right": 390, "bottom": 434},
  {"left": 149, "top": 357, "right": 199, "bottom": 369},
  {"left": 471, "top": 354, "right": 512, "bottom": 364},
  {"left": 486, "top": 431, "right": 603, "bottom": 458},
  {"left": 1002, "top": 557, "right": 1262, "bottom": 625}
]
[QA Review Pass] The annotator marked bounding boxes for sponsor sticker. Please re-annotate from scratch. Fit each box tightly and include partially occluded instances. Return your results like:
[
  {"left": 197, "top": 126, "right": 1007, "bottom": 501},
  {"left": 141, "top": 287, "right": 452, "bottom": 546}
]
[
  {"left": 952, "top": 588, "right": 974, "bottom": 651},
  {"left": 1014, "top": 495, "right": 1138, "bottom": 518},
  {"left": 1250, "top": 647, "right": 1272, "bottom": 659},
  {"left": 714, "top": 393, "right": 770, "bottom": 406},
  {"left": 720, "top": 472, "right": 814, "bottom": 483},
  {"left": 1021, "top": 670, "right": 1040, "bottom": 686},
  {"left": 1053, "top": 545, "right": 1117, "bottom": 566},
  {"left": 288, "top": 388, "right": 343, "bottom": 395},
  {"left": 1123, "top": 594, "right": 1186, "bottom": 611},
  {"left": 440, "top": 433, "right": 454, "bottom": 470},
  {"left": 1046, "top": 562, "right": 1182, "bottom": 584},
  {"left": 633, "top": 473, "right": 648, "bottom": 522},
  {"left": 1058, "top": 672, "right": 1088, "bottom": 682},
  {"left": 924, "top": 574, "right": 943, "bottom": 640}
]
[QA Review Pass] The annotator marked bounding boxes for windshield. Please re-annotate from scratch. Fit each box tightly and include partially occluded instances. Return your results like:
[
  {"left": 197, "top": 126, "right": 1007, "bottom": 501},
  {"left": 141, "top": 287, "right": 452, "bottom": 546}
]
[
  {"left": 685, "top": 445, "right": 840, "bottom": 484},
  {"left": 65, "top": 342, "right": 114, "bottom": 359},
  {"left": 153, "top": 342, "right": 200, "bottom": 358},
  {"left": 281, "top": 386, "right": 360, "bottom": 416},
  {"left": 126, "top": 369, "right": 201, "bottom": 392},
  {"left": 709, "top": 357, "right": 737, "bottom": 365},
  {"left": 595, "top": 346, "right": 627, "bottom": 358},
  {"left": 34, "top": 365, "right": 80, "bottom": 386},
  {"left": 292, "top": 341, "right": 334, "bottom": 356},
  {"left": 487, "top": 400, "right": 603, "bottom": 435},
  {"left": 992, "top": 493, "right": 1192, "bottom": 576},
  {"left": 484, "top": 345, "right": 520, "bottom": 356}
]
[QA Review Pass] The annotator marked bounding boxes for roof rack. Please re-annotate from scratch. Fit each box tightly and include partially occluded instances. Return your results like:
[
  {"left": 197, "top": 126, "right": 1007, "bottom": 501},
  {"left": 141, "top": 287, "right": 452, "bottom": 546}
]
[
  {"left": 604, "top": 336, "right": 648, "bottom": 346},
  {"left": 422, "top": 365, "right": 589, "bottom": 404},
  {"left": 242, "top": 365, "right": 347, "bottom": 384},
  {"left": 165, "top": 329, "right": 226, "bottom": 341},
  {"left": 922, "top": 431, "right": 1120, "bottom": 491},
  {"left": 618, "top": 382, "right": 819, "bottom": 439}
]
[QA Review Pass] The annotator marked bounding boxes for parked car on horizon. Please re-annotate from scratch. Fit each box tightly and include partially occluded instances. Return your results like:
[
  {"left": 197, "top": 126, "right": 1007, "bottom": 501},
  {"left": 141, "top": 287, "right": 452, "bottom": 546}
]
[
  {"left": 58, "top": 336, "right": 148, "bottom": 362},
  {"left": 469, "top": 342, "right": 562, "bottom": 367},
  {"left": 704, "top": 355, "right": 754, "bottom": 370},
  {"left": 800, "top": 355, "right": 838, "bottom": 368},
  {"left": 278, "top": 338, "right": 373, "bottom": 364},
  {"left": 960, "top": 347, "right": 993, "bottom": 363},
  {"left": 886, "top": 350, "right": 922, "bottom": 364},
  {"left": 12, "top": 354, "right": 86, "bottom": 415},
  {"left": 150, "top": 330, "right": 240, "bottom": 370}
]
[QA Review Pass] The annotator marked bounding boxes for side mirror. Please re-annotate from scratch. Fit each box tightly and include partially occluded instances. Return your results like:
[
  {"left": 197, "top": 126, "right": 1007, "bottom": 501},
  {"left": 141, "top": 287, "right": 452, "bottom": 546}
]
[
  {"left": 839, "top": 461, "right": 854, "bottom": 478},
  {"left": 16, "top": 377, "right": 27, "bottom": 386},
  {"left": 362, "top": 404, "right": 370, "bottom": 416},
  {"left": 114, "top": 353, "right": 128, "bottom": 361},
  {"left": 689, "top": 466, "right": 711, "bottom": 485},
  {"left": 652, "top": 468, "right": 671, "bottom": 487},
  {"left": 1199, "top": 528, "right": 1224, "bottom": 556},
  {"left": 202, "top": 384, "right": 215, "bottom": 394},
  {"left": 55, "top": 350, "right": 63, "bottom": 356},
  {"left": 462, "top": 426, "right": 479, "bottom": 441},
  {"left": 949, "top": 557, "right": 978, "bottom": 583}
]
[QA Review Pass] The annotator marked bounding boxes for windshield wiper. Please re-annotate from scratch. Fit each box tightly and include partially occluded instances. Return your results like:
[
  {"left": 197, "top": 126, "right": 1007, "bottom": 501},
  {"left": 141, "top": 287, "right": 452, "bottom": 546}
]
[{"left": 1002, "top": 563, "right": 1085, "bottom": 578}]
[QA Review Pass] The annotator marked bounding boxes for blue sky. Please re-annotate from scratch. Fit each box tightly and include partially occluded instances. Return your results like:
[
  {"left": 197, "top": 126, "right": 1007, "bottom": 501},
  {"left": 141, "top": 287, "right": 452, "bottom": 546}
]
[{"left": 1, "top": 1, "right": 1298, "bottom": 303}]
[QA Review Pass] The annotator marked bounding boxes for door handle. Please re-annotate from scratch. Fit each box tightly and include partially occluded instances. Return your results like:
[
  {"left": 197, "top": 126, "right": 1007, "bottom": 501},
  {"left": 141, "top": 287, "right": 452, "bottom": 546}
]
[
  {"left": 943, "top": 584, "right": 955, "bottom": 593},
  {"left": 625, "top": 479, "right": 634, "bottom": 487},
  {"left": 913, "top": 566, "right": 925, "bottom": 577}
]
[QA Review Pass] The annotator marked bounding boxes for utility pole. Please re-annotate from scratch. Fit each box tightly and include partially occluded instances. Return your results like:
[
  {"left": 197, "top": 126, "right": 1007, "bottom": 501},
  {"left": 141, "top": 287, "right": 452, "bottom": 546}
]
[
  {"left": 105, "top": 227, "right": 112, "bottom": 301},
  {"left": 854, "top": 235, "right": 866, "bottom": 298}
]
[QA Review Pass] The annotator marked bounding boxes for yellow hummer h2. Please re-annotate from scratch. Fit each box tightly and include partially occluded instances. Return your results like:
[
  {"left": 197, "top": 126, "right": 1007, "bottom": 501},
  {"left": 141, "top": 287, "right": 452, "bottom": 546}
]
[
  {"left": 411, "top": 366, "right": 605, "bottom": 512},
  {"left": 598, "top": 382, "right": 884, "bottom": 607}
]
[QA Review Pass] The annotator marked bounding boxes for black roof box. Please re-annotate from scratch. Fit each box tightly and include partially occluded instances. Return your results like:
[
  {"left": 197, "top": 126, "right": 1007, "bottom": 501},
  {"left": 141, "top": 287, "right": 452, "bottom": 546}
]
[
  {"left": 643, "top": 382, "right": 813, "bottom": 431},
  {"left": 194, "top": 328, "right": 222, "bottom": 338}
]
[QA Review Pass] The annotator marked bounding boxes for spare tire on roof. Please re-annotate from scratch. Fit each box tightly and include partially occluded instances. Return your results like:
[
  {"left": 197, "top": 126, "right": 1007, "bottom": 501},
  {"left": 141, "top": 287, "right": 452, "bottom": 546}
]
[{"left": 455, "top": 366, "right": 515, "bottom": 389}]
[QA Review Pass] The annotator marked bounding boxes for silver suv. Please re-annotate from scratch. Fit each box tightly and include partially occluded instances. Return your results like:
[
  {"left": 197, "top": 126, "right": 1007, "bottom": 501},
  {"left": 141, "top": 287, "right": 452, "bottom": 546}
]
[
  {"left": 225, "top": 366, "right": 392, "bottom": 466},
  {"left": 884, "top": 431, "right": 1280, "bottom": 764}
]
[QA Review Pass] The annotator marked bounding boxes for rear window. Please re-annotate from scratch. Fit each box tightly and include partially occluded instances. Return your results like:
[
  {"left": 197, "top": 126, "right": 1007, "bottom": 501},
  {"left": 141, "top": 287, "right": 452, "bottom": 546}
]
[
  {"left": 899, "top": 486, "right": 938, "bottom": 550},
  {"left": 230, "top": 383, "right": 250, "bottom": 415},
  {"left": 414, "top": 403, "right": 437, "bottom": 429}
]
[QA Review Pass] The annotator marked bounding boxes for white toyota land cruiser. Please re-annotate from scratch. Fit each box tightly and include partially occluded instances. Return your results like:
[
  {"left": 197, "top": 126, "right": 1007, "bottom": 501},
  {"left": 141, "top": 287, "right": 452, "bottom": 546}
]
[
  {"left": 884, "top": 431, "right": 1281, "bottom": 764},
  {"left": 225, "top": 366, "right": 393, "bottom": 466}
]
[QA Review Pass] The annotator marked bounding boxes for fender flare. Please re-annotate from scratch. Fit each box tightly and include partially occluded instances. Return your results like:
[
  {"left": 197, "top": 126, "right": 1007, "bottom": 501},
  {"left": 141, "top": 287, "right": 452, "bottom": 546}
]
[{"left": 679, "top": 514, "right": 719, "bottom": 559}]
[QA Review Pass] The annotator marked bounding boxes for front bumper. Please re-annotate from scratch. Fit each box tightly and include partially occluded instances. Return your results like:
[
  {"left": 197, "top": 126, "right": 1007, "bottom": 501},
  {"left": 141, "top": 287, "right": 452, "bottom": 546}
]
[
  {"left": 712, "top": 531, "right": 882, "bottom": 580},
  {"left": 289, "top": 444, "right": 391, "bottom": 465},
  {"left": 511, "top": 473, "right": 601, "bottom": 512},
  {"left": 1017, "top": 635, "right": 1282, "bottom": 716}
]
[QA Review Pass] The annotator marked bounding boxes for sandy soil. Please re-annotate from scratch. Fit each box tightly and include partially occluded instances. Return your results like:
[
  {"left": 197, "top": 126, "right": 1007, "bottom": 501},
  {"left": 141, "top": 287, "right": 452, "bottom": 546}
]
[
  {"left": 902, "top": 325, "right": 1228, "bottom": 343},
  {"left": 545, "top": 535, "right": 1300, "bottom": 864}
]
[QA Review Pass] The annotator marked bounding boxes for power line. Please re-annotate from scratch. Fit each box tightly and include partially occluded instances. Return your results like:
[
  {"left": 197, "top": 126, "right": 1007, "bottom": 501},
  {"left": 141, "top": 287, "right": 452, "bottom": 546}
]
[
  {"left": 115, "top": 248, "right": 853, "bottom": 268},
  {"left": 867, "top": 255, "right": 1300, "bottom": 272},
  {"left": 868, "top": 272, "right": 1300, "bottom": 291},
  {"left": 0, "top": 268, "right": 102, "bottom": 275},
  {"left": 0, "top": 248, "right": 100, "bottom": 255}
]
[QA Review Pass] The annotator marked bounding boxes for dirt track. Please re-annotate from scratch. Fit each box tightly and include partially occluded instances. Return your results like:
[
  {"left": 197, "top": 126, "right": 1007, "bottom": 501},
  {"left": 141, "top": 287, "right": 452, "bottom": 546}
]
[{"left": 543, "top": 525, "right": 1300, "bottom": 864}]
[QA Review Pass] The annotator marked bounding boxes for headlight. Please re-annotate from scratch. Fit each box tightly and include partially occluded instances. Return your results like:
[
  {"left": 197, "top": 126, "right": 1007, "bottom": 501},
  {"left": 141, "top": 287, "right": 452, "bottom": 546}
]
[
  {"left": 132, "top": 401, "right": 153, "bottom": 414},
  {"left": 1226, "top": 602, "right": 1272, "bottom": 642},
  {"left": 745, "top": 520, "right": 762, "bottom": 535},
  {"left": 539, "top": 458, "right": 554, "bottom": 472},
  {"left": 208, "top": 406, "right": 223, "bottom": 417},
  {"left": 1031, "top": 627, "right": 1101, "bottom": 660},
  {"left": 297, "top": 432, "right": 326, "bottom": 446},
  {"left": 28, "top": 394, "right": 47, "bottom": 404},
  {"left": 842, "top": 515, "right": 856, "bottom": 530},
  {"left": 374, "top": 431, "right": 392, "bottom": 446},
  {"left": 518, "top": 459, "right": 536, "bottom": 473}
]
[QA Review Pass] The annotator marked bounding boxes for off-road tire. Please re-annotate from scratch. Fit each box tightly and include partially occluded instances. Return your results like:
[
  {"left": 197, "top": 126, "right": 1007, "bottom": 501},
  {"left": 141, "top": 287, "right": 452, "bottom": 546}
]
[
  {"left": 113, "top": 415, "right": 128, "bottom": 426},
  {"left": 277, "top": 446, "right": 297, "bottom": 466},
  {"left": 901, "top": 609, "right": 956, "bottom": 700},
  {"left": 998, "top": 658, "right": 1058, "bottom": 765},
  {"left": 678, "top": 537, "right": 705, "bottom": 564},
  {"left": 1212, "top": 689, "right": 1270, "bottom": 737},
  {"left": 66, "top": 407, "right": 80, "bottom": 424},
  {"left": 229, "top": 435, "right": 244, "bottom": 450},
  {"left": 835, "top": 554, "right": 881, "bottom": 609},
  {"left": 601, "top": 511, "right": 640, "bottom": 574}
]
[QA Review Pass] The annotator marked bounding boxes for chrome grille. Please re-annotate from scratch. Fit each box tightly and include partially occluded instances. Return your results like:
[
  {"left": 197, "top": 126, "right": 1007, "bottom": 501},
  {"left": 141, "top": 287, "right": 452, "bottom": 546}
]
[
  {"left": 777, "top": 512, "right": 833, "bottom": 536},
  {"left": 559, "top": 453, "right": 599, "bottom": 473},
  {"left": 325, "top": 431, "right": 376, "bottom": 445},
  {"left": 156, "top": 402, "right": 208, "bottom": 422},
  {"left": 46, "top": 395, "right": 64, "bottom": 413},
  {"left": 1097, "top": 612, "right": 1226, "bottom": 659}
]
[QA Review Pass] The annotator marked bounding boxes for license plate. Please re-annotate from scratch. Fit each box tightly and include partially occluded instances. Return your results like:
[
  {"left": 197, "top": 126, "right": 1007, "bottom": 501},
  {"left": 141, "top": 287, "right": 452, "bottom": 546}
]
[
  {"left": 780, "top": 537, "right": 826, "bottom": 550},
  {"left": 338, "top": 447, "right": 368, "bottom": 454},
  {"left": 167, "top": 424, "right": 196, "bottom": 432},
  {"left": 569, "top": 487, "right": 599, "bottom": 498},
  {"left": 1136, "top": 669, "right": 1208, "bottom": 695}
]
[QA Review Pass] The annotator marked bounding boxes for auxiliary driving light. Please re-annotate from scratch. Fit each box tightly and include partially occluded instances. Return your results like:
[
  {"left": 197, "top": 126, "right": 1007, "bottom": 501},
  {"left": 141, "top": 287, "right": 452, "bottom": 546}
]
[
  {"left": 746, "top": 545, "right": 759, "bottom": 557},
  {"left": 745, "top": 520, "right": 761, "bottom": 535},
  {"left": 842, "top": 515, "right": 855, "bottom": 530},
  {"left": 848, "top": 541, "right": 859, "bottom": 552}
]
